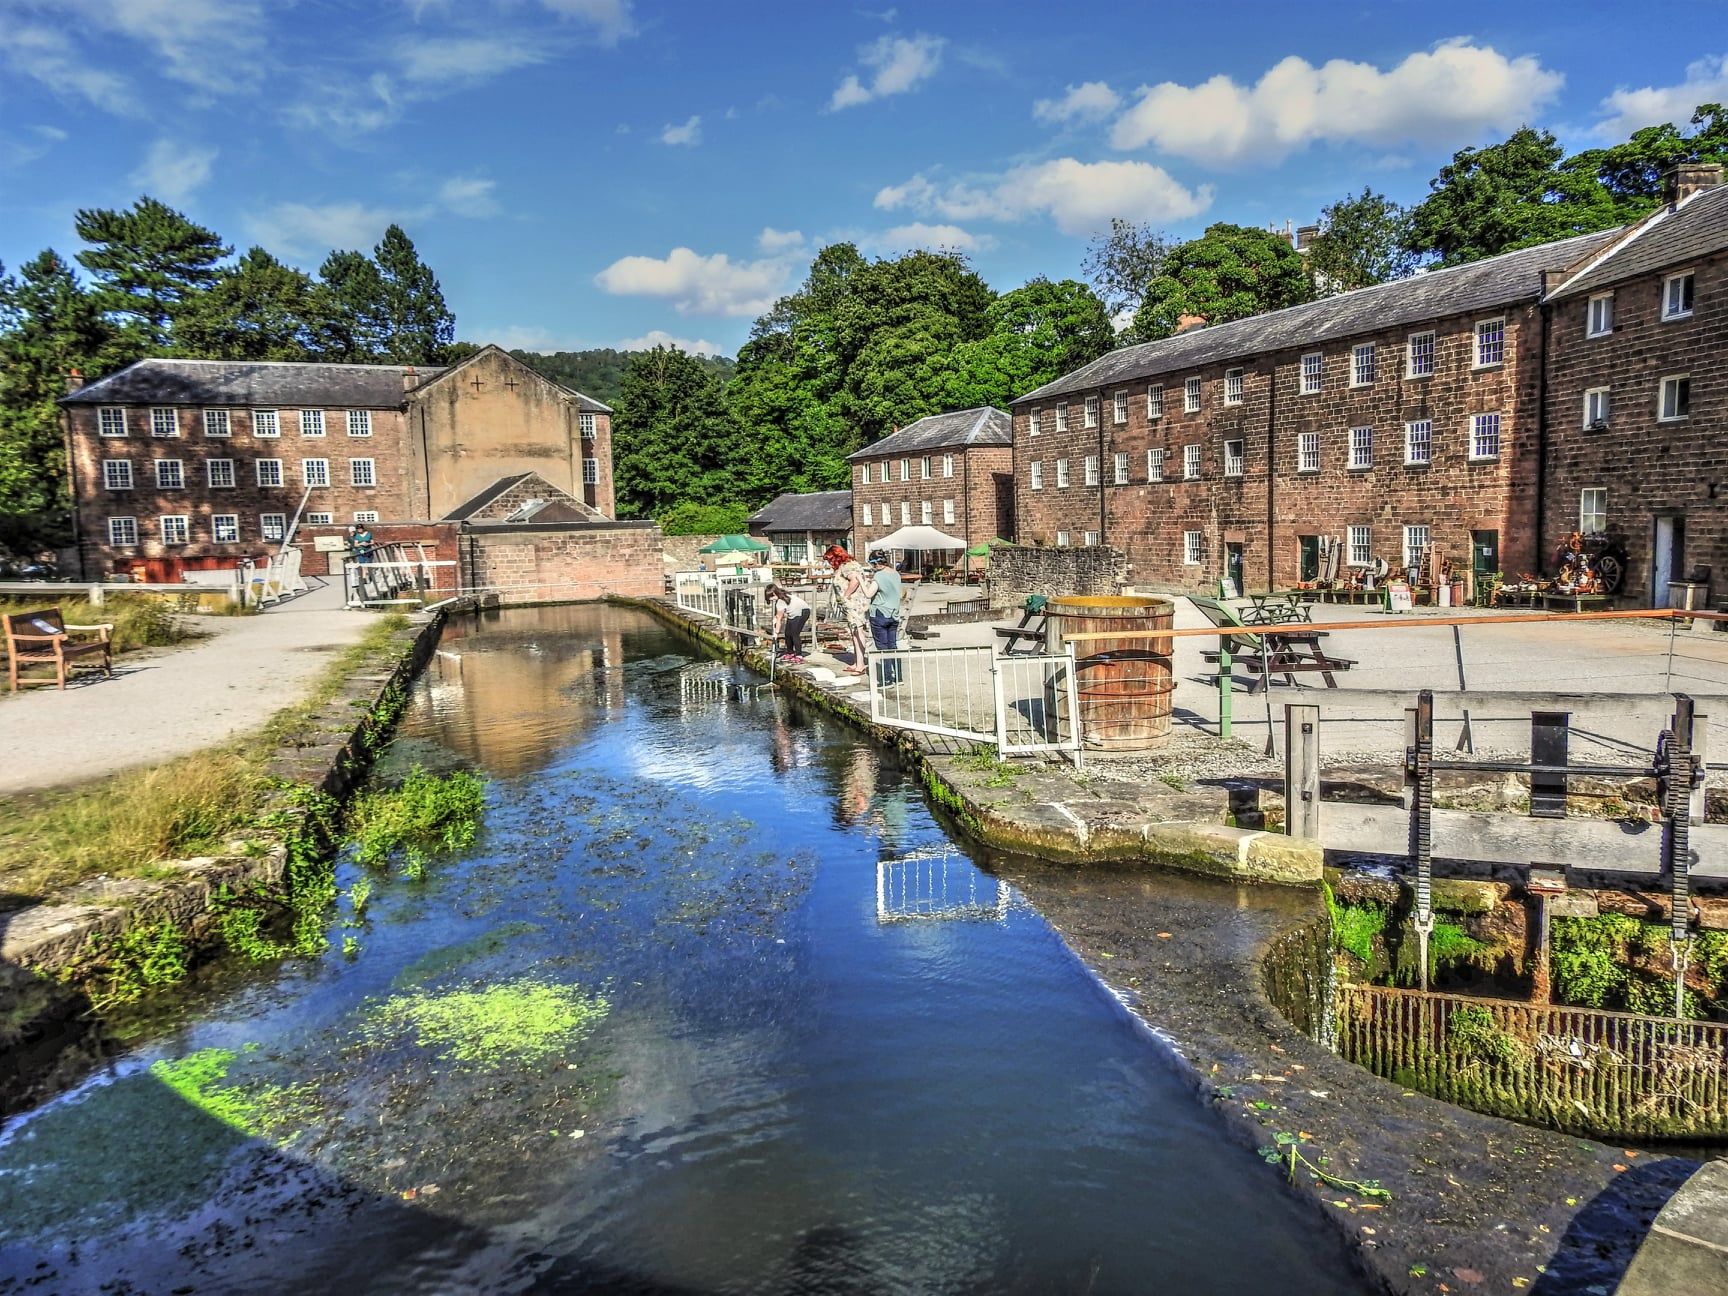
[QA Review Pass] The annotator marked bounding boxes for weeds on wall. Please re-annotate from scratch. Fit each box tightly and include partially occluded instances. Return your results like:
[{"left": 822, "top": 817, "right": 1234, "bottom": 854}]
[
  {"left": 1550, "top": 915, "right": 1727, "bottom": 1020},
  {"left": 348, "top": 766, "right": 487, "bottom": 878}
]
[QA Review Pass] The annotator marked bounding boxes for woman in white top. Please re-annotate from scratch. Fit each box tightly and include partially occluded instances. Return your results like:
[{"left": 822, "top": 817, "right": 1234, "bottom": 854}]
[{"left": 767, "top": 584, "right": 811, "bottom": 661}]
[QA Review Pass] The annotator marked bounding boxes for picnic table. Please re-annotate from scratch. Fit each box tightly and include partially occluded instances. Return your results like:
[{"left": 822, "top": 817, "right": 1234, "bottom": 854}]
[
  {"left": 1241, "top": 591, "right": 1314, "bottom": 625},
  {"left": 1191, "top": 595, "right": 1354, "bottom": 693}
]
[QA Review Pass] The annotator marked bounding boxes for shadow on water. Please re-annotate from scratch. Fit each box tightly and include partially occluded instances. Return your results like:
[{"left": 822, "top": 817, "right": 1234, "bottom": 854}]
[{"left": 1528, "top": 1157, "right": 1694, "bottom": 1296}]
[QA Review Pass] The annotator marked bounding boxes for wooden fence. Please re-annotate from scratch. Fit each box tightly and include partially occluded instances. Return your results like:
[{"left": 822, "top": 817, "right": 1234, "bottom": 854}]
[{"left": 1335, "top": 983, "right": 1728, "bottom": 1139}]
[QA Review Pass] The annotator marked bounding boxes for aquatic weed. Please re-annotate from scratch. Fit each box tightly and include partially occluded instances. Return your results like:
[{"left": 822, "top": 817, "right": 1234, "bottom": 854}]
[
  {"left": 362, "top": 978, "right": 609, "bottom": 1069},
  {"left": 349, "top": 766, "right": 487, "bottom": 875},
  {"left": 149, "top": 1047, "right": 320, "bottom": 1143}
]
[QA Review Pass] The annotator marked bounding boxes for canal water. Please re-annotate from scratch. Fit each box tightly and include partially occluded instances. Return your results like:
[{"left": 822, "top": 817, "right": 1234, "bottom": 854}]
[{"left": 0, "top": 605, "right": 1365, "bottom": 1295}]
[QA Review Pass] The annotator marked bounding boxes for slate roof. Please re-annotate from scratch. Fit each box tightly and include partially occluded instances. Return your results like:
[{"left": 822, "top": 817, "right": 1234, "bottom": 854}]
[
  {"left": 1548, "top": 184, "right": 1728, "bottom": 299},
  {"left": 845, "top": 407, "right": 1012, "bottom": 461},
  {"left": 61, "top": 358, "right": 445, "bottom": 407},
  {"left": 1014, "top": 229, "right": 1624, "bottom": 406},
  {"left": 748, "top": 490, "right": 852, "bottom": 534},
  {"left": 443, "top": 473, "right": 535, "bottom": 521}
]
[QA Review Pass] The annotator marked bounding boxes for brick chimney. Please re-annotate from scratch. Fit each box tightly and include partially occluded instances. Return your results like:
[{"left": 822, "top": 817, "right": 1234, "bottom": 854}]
[
  {"left": 402, "top": 364, "right": 417, "bottom": 392},
  {"left": 64, "top": 368, "right": 84, "bottom": 393},
  {"left": 1665, "top": 162, "right": 1724, "bottom": 206},
  {"left": 1295, "top": 223, "right": 1320, "bottom": 254},
  {"left": 1175, "top": 313, "right": 1207, "bottom": 333}
]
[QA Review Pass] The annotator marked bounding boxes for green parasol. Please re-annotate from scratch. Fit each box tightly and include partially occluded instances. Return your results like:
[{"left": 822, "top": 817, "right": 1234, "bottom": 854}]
[{"left": 697, "top": 534, "right": 771, "bottom": 554}]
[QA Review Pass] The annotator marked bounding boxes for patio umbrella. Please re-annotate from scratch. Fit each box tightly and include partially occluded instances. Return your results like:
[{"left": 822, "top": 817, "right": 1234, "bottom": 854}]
[
  {"left": 965, "top": 538, "right": 1008, "bottom": 557},
  {"left": 865, "top": 525, "right": 967, "bottom": 553},
  {"left": 697, "top": 534, "right": 771, "bottom": 554}
]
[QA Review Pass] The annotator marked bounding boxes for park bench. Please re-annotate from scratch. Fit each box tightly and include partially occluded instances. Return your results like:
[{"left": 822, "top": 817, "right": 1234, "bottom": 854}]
[
  {"left": 994, "top": 594, "right": 1049, "bottom": 655},
  {"left": 3, "top": 607, "right": 114, "bottom": 691},
  {"left": 1190, "top": 595, "right": 1353, "bottom": 693}
]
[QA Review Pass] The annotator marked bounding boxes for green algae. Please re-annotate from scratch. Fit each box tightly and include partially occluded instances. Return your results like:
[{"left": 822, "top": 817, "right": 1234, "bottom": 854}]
[
  {"left": 149, "top": 1046, "right": 321, "bottom": 1143},
  {"left": 362, "top": 977, "right": 609, "bottom": 1068}
]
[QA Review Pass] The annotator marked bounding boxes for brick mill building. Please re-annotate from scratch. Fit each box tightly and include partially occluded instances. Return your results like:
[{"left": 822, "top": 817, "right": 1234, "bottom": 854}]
[
  {"left": 1010, "top": 164, "right": 1727, "bottom": 604},
  {"left": 849, "top": 407, "right": 1014, "bottom": 557},
  {"left": 61, "top": 344, "right": 616, "bottom": 581}
]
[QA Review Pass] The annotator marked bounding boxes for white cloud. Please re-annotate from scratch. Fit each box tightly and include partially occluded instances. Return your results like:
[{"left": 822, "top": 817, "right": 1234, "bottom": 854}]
[
  {"left": 594, "top": 247, "right": 792, "bottom": 316},
  {"left": 660, "top": 115, "right": 702, "bottom": 146},
  {"left": 617, "top": 329, "right": 723, "bottom": 355},
  {"left": 828, "top": 33, "right": 944, "bottom": 111},
  {"left": 0, "top": 123, "right": 68, "bottom": 168},
  {"left": 1033, "top": 81, "right": 1121, "bottom": 125},
  {"left": 437, "top": 175, "right": 500, "bottom": 217},
  {"left": 1595, "top": 55, "right": 1728, "bottom": 138},
  {"left": 537, "top": 0, "right": 636, "bottom": 46},
  {"left": 396, "top": 34, "right": 551, "bottom": 84},
  {"left": 4, "top": 0, "right": 269, "bottom": 99},
  {"left": 757, "top": 226, "right": 805, "bottom": 252},
  {"left": 869, "top": 222, "right": 995, "bottom": 254},
  {"left": 245, "top": 202, "right": 401, "bottom": 257},
  {"left": 0, "top": 18, "right": 138, "bottom": 114},
  {"left": 128, "top": 139, "right": 218, "bottom": 204},
  {"left": 487, "top": 324, "right": 563, "bottom": 351},
  {"left": 875, "top": 158, "right": 1212, "bottom": 236},
  {"left": 1110, "top": 39, "right": 1563, "bottom": 164}
]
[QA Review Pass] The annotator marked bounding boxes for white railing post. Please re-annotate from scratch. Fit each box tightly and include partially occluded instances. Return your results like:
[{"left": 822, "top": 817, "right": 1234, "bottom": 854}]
[
  {"left": 1066, "top": 640, "right": 1084, "bottom": 772},
  {"left": 991, "top": 654, "right": 1009, "bottom": 757}
]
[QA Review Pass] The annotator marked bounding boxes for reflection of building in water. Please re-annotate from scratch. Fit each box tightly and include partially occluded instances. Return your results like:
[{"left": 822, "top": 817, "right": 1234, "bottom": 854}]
[
  {"left": 408, "top": 607, "right": 627, "bottom": 776},
  {"left": 876, "top": 846, "right": 1012, "bottom": 924}
]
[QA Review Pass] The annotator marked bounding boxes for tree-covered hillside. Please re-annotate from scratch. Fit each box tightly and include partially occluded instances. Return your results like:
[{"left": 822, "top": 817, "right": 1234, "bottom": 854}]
[{"left": 514, "top": 348, "right": 735, "bottom": 409}]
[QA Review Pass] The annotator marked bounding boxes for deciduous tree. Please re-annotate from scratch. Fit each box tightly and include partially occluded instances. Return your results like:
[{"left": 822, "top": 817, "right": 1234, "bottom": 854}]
[
  {"left": 1307, "top": 188, "right": 1418, "bottom": 294},
  {"left": 1132, "top": 223, "right": 1313, "bottom": 340}
]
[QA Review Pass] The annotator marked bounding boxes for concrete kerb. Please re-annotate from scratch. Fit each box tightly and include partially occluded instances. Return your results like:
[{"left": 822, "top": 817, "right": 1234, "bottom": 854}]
[
  {"left": 0, "top": 609, "right": 447, "bottom": 1025},
  {"left": 1616, "top": 1160, "right": 1728, "bottom": 1295}
]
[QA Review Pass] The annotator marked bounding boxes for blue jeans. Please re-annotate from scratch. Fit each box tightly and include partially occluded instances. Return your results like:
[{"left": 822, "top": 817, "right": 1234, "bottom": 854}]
[{"left": 870, "top": 612, "right": 900, "bottom": 684}]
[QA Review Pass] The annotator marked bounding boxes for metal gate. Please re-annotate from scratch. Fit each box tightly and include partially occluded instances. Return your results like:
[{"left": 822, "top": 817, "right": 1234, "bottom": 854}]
[{"left": 867, "top": 644, "right": 1082, "bottom": 763}]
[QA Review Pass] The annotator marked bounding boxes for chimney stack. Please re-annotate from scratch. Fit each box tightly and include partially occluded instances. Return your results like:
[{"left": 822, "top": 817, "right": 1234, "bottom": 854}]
[
  {"left": 64, "top": 368, "right": 84, "bottom": 394},
  {"left": 1175, "top": 313, "right": 1207, "bottom": 333},
  {"left": 1665, "top": 162, "right": 1724, "bottom": 207},
  {"left": 402, "top": 364, "right": 417, "bottom": 392},
  {"left": 1295, "top": 224, "right": 1320, "bottom": 254}
]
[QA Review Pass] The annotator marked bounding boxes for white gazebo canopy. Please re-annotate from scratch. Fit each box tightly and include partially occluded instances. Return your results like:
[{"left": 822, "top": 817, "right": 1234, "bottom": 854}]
[{"left": 866, "top": 525, "right": 967, "bottom": 553}]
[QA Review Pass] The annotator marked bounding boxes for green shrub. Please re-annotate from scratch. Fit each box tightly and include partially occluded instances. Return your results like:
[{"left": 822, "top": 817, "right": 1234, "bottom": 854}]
[{"left": 658, "top": 502, "right": 751, "bottom": 536}]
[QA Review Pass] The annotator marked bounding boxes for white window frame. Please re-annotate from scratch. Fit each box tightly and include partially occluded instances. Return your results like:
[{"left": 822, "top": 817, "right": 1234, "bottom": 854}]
[
  {"left": 1406, "top": 331, "right": 1436, "bottom": 378},
  {"left": 1183, "top": 443, "right": 1201, "bottom": 480},
  {"left": 353, "top": 510, "right": 379, "bottom": 525},
  {"left": 1146, "top": 384, "right": 1164, "bottom": 419},
  {"left": 1296, "top": 430, "right": 1320, "bottom": 474},
  {"left": 203, "top": 408, "right": 232, "bottom": 438},
  {"left": 1030, "top": 460, "right": 1044, "bottom": 491},
  {"left": 302, "top": 458, "right": 331, "bottom": 488},
  {"left": 1183, "top": 377, "right": 1201, "bottom": 413},
  {"left": 1054, "top": 404, "right": 1069, "bottom": 433},
  {"left": 920, "top": 500, "right": 933, "bottom": 525},
  {"left": 1112, "top": 390, "right": 1128, "bottom": 424},
  {"left": 898, "top": 459, "right": 910, "bottom": 482},
  {"left": 207, "top": 458, "right": 236, "bottom": 489},
  {"left": 943, "top": 498, "right": 955, "bottom": 525},
  {"left": 900, "top": 501, "right": 911, "bottom": 526},
  {"left": 99, "top": 407, "right": 129, "bottom": 437},
  {"left": 1299, "top": 352, "right": 1323, "bottom": 395},
  {"left": 1083, "top": 454, "right": 1098, "bottom": 487},
  {"left": 1223, "top": 440, "right": 1244, "bottom": 478},
  {"left": 1223, "top": 368, "right": 1243, "bottom": 405},
  {"left": 942, "top": 453, "right": 954, "bottom": 478},
  {"left": 920, "top": 456, "right": 932, "bottom": 480},
  {"left": 1083, "top": 530, "right": 1099, "bottom": 547},
  {"left": 253, "top": 409, "right": 280, "bottom": 438},
  {"left": 1404, "top": 419, "right": 1432, "bottom": 466},
  {"left": 1055, "top": 458, "right": 1070, "bottom": 488},
  {"left": 1029, "top": 408, "right": 1042, "bottom": 437},
  {"left": 151, "top": 407, "right": 178, "bottom": 439},
  {"left": 102, "top": 459, "right": 133, "bottom": 491},
  {"left": 579, "top": 412, "right": 597, "bottom": 440},
  {"left": 1113, "top": 451, "right": 1129, "bottom": 485},
  {"left": 260, "top": 512, "right": 287, "bottom": 542},
  {"left": 1146, "top": 447, "right": 1165, "bottom": 481},
  {"left": 256, "top": 458, "right": 284, "bottom": 488},
  {"left": 1347, "top": 525, "right": 1372, "bottom": 567},
  {"left": 1351, "top": 343, "right": 1375, "bottom": 388},
  {"left": 1084, "top": 394, "right": 1099, "bottom": 428},
  {"left": 211, "top": 514, "right": 240, "bottom": 544},
  {"left": 862, "top": 503, "right": 873, "bottom": 526},
  {"left": 155, "top": 458, "right": 184, "bottom": 490},
  {"left": 1659, "top": 374, "right": 1691, "bottom": 422},
  {"left": 305, "top": 511, "right": 334, "bottom": 526},
  {"left": 1580, "top": 487, "right": 1607, "bottom": 535},
  {"left": 1662, "top": 271, "right": 1695, "bottom": 321},
  {"left": 1473, "top": 317, "right": 1505, "bottom": 368},
  {"left": 1182, "top": 530, "right": 1204, "bottom": 566},
  {"left": 1583, "top": 387, "right": 1611, "bottom": 429},
  {"left": 1469, "top": 412, "right": 1501, "bottom": 460},
  {"left": 1586, "top": 293, "right": 1614, "bottom": 339},
  {"left": 300, "top": 409, "right": 326, "bottom": 437},
  {"left": 159, "top": 514, "right": 190, "bottom": 546},
  {"left": 583, "top": 457, "right": 601, "bottom": 485},
  {"left": 346, "top": 409, "right": 372, "bottom": 437},
  {"left": 1402, "top": 525, "right": 1431, "bottom": 573},
  {"left": 107, "top": 516, "right": 138, "bottom": 546},
  {"left": 1348, "top": 426, "right": 1372, "bottom": 470},
  {"left": 1056, "top": 531, "right": 1071, "bottom": 548},
  {"left": 349, "top": 458, "right": 376, "bottom": 487}
]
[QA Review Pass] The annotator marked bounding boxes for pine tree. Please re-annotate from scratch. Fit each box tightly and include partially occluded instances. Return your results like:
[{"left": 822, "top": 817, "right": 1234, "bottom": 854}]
[
  {"left": 374, "top": 225, "right": 455, "bottom": 364},
  {"left": 309, "top": 249, "right": 391, "bottom": 361},
  {"left": 73, "top": 196, "right": 230, "bottom": 350},
  {"left": 174, "top": 247, "right": 317, "bottom": 360}
]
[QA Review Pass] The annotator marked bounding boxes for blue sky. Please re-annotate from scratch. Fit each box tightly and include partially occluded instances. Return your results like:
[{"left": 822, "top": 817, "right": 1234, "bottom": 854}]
[{"left": 1, "top": 1, "right": 1723, "bottom": 357}]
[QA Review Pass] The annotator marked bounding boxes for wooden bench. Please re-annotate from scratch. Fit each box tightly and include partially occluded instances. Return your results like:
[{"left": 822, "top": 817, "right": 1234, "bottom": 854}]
[
  {"left": 1190, "top": 594, "right": 1354, "bottom": 693},
  {"left": 3, "top": 607, "right": 114, "bottom": 690},
  {"left": 995, "top": 596, "right": 1049, "bottom": 655}
]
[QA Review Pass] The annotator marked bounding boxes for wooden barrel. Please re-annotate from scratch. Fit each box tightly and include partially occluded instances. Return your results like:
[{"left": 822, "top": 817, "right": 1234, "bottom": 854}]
[{"left": 1045, "top": 595, "right": 1174, "bottom": 750}]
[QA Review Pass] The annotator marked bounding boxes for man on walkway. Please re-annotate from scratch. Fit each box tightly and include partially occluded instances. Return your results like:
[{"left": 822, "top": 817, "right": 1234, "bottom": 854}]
[{"left": 868, "top": 554, "right": 904, "bottom": 686}]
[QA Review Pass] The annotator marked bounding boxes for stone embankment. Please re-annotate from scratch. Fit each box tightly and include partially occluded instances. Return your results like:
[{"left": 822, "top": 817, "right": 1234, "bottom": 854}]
[{"left": 621, "top": 594, "right": 1710, "bottom": 1296}]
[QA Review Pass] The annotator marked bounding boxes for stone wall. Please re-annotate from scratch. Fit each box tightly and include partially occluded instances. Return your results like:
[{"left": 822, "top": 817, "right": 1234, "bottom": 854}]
[
  {"left": 985, "top": 543, "right": 1129, "bottom": 610},
  {"left": 467, "top": 521, "right": 665, "bottom": 605},
  {"left": 660, "top": 533, "right": 724, "bottom": 570}
]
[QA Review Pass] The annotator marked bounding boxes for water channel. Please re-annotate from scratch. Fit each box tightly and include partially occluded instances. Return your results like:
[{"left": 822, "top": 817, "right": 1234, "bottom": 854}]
[{"left": 0, "top": 604, "right": 1366, "bottom": 1294}]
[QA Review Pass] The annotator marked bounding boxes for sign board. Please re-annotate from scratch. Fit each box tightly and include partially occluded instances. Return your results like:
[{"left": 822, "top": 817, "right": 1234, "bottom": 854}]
[
  {"left": 313, "top": 536, "right": 348, "bottom": 553},
  {"left": 1386, "top": 581, "right": 1413, "bottom": 613},
  {"left": 1218, "top": 577, "right": 1240, "bottom": 600}
]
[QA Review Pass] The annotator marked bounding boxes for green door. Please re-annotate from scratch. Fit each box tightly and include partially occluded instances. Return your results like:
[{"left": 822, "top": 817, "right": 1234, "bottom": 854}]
[
  {"left": 1471, "top": 530, "right": 1499, "bottom": 579},
  {"left": 1298, "top": 536, "right": 1320, "bottom": 582}
]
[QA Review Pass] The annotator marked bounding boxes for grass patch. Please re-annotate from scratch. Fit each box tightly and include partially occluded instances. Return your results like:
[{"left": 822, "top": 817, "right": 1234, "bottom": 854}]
[
  {"left": 0, "top": 613, "right": 408, "bottom": 904},
  {"left": 0, "top": 594, "right": 196, "bottom": 658},
  {"left": 361, "top": 978, "right": 609, "bottom": 1068},
  {"left": 349, "top": 765, "right": 486, "bottom": 877}
]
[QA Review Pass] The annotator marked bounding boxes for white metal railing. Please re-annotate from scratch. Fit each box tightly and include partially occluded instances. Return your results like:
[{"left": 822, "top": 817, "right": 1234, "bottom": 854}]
[
  {"left": 875, "top": 845, "right": 1013, "bottom": 923},
  {"left": 867, "top": 643, "right": 1083, "bottom": 763},
  {"left": 672, "top": 569, "right": 757, "bottom": 621},
  {"left": 344, "top": 544, "right": 456, "bottom": 607}
]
